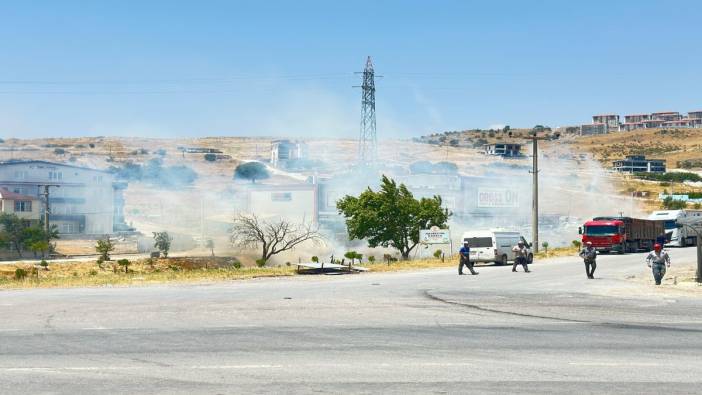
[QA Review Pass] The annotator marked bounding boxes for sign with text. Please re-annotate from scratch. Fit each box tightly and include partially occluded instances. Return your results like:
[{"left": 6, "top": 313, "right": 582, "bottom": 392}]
[
  {"left": 420, "top": 229, "right": 451, "bottom": 245},
  {"left": 477, "top": 188, "right": 519, "bottom": 208}
]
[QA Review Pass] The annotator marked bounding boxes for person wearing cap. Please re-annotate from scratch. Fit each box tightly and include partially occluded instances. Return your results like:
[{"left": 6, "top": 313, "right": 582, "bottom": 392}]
[
  {"left": 458, "top": 241, "right": 478, "bottom": 275},
  {"left": 646, "top": 243, "right": 670, "bottom": 285},
  {"left": 578, "top": 241, "right": 598, "bottom": 279},
  {"left": 512, "top": 240, "right": 530, "bottom": 273}
]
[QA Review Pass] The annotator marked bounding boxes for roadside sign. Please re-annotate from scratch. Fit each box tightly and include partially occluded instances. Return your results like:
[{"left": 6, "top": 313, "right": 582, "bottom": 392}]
[
  {"left": 420, "top": 229, "right": 451, "bottom": 244},
  {"left": 477, "top": 188, "right": 519, "bottom": 208}
]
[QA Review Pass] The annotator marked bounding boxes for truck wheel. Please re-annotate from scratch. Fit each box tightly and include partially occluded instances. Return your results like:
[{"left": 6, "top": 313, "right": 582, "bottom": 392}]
[
  {"left": 500, "top": 254, "right": 508, "bottom": 266},
  {"left": 527, "top": 254, "right": 534, "bottom": 264}
]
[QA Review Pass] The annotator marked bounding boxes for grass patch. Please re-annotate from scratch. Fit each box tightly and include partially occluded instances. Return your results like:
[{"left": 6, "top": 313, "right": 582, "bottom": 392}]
[
  {"left": 534, "top": 246, "right": 579, "bottom": 259},
  {"left": 0, "top": 257, "right": 295, "bottom": 289}
]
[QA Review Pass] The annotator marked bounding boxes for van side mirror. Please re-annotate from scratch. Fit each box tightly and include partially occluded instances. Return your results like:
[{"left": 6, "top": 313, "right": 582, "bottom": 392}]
[
  {"left": 528, "top": 243, "right": 533, "bottom": 248},
  {"left": 578, "top": 227, "right": 582, "bottom": 235}
]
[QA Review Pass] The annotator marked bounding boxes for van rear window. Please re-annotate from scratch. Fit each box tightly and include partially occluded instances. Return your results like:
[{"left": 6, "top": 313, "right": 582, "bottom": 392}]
[{"left": 464, "top": 237, "right": 493, "bottom": 248}]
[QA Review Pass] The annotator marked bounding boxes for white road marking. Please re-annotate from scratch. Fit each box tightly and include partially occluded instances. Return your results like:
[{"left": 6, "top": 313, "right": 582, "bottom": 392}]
[
  {"left": 569, "top": 362, "right": 662, "bottom": 367},
  {"left": 0, "top": 362, "right": 474, "bottom": 373}
]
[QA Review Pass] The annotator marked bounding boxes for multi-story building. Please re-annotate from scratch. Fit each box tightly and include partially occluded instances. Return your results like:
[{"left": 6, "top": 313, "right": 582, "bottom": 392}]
[
  {"left": 592, "top": 114, "right": 620, "bottom": 130},
  {"left": 663, "top": 119, "right": 692, "bottom": 128},
  {"left": 612, "top": 155, "right": 666, "bottom": 173},
  {"left": 624, "top": 114, "right": 651, "bottom": 124},
  {"left": 0, "top": 160, "right": 127, "bottom": 234},
  {"left": 483, "top": 143, "right": 522, "bottom": 157},
  {"left": 650, "top": 112, "right": 683, "bottom": 122},
  {"left": 0, "top": 188, "right": 40, "bottom": 224},
  {"left": 688, "top": 111, "right": 702, "bottom": 119}
]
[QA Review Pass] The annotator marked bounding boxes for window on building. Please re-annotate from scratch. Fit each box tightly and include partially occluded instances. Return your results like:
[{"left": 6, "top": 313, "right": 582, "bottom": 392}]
[
  {"left": 14, "top": 200, "right": 32, "bottom": 212},
  {"left": 271, "top": 192, "right": 292, "bottom": 201},
  {"left": 49, "top": 171, "right": 63, "bottom": 181},
  {"left": 14, "top": 170, "right": 28, "bottom": 180},
  {"left": 58, "top": 223, "right": 76, "bottom": 233}
]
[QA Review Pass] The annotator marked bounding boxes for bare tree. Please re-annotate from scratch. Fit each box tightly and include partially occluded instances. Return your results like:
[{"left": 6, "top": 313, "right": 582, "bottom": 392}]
[{"left": 230, "top": 214, "right": 323, "bottom": 263}]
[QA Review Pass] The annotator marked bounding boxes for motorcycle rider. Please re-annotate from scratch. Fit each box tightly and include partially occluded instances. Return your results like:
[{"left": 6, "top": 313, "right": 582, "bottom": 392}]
[
  {"left": 458, "top": 241, "right": 478, "bottom": 275},
  {"left": 646, "top": 243, "right": 670, "bottom": 285},
  {"left": 512, "top": 240, "right": 530, "bottom": 273},
  {"left": 579, "top": 241, "right": 598, "bottom": 279}
]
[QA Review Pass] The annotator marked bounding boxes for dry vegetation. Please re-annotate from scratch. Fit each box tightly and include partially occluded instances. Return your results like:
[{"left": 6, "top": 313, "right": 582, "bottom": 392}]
[{"left": 571, "top": 128, "right": 702, "bottom": 169}]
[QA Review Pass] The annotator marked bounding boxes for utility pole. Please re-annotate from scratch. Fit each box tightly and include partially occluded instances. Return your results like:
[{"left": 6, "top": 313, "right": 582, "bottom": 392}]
[
  {"left": 525, "top": 135, "right": 548, "bottom": 253},
  {"left": 38, "top": 184, "right": 60, "bottom": 240},
  {"left": 354, "top": 56, "right": 379, "bottom": 166}
]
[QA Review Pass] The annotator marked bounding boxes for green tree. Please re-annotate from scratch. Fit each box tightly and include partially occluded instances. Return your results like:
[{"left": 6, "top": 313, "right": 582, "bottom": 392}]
[
  {"left": 95, "top": 235, "right": 114, "bottom": 264},
  {"left": 311, "top": 256, "right": 319, "bottom": 263},
  {"left": 153, "top": 231, "right": 173, "bottom": 258},
  {"left": 542, "top": 241, "right": 549, "bottom": 253},
  {"left": 0, "top": 213, "right": 30, "bottom": 257},
  {"left": 344, "top": 251, "right": 357, "bottom": 264},
  {"left": 234, "top": 162, "right": 270, "bottom": 183},
  {"left": 337, "top": 175, "right": 450, "bottom": 259},
  {"left": 117, "top": 259, "right": 131, "bottom": 273}
]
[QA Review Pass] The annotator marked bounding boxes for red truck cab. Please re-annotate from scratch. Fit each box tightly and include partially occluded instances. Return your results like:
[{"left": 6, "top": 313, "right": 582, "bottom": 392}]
[{"left": 581, "top": 219, "right": 625, "bottom": 253}]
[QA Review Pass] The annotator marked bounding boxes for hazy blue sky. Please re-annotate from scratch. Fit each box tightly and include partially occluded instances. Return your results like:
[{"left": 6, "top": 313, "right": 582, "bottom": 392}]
[{"left": 0, "top": 0, "right": 700, "bottom": 139}]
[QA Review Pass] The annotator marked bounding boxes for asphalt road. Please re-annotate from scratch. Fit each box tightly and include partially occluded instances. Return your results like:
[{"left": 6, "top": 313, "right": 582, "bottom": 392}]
[{"left": 1, "top": 248, "right": 702, "bottom": 394}]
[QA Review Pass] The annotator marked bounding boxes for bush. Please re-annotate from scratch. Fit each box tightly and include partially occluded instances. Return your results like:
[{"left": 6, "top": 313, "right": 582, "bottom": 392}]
[
  {"left": 88, "top": 143, "right": 95, "bottom": 148},
  {"left": 662, "top": 196, "right": 687, "bottom": 210},
  {"left": 89, "top": 269, "right": 98, "bottom": 276},
  {"left": 204, "top": 153, "right": 217, "bottom": 162},
  {"left": 311, "top": 256, "right": 319, "bottom": 263},
  {"left": 117, "top": 259, "right": 131, "bottom": 273},
  {"left": 40, "top": 260, "right": 49, "bottom": 270},
  {"left": 255, "top": 258, "right": 266, "bottom": 267},
  {"left": 635, "top": 172, "right": 702, "bottom": 183},
  {"left": 14, "top": 268, "right": 27, "bottom": 280},
  {"left": 433, "top": 249, "right": 442, "bottom": 259},
  {"left": 367, "top": 255, "right": 376, "bottom": 263},
  {"left": 572, "top": 240, "right": 582, "bottom": 249},
  {"left": 53, "top": 148, "right": 66, "bottom": 155},
  {"left": 232, "top": 261, "right": 242, "bottom": 269}
]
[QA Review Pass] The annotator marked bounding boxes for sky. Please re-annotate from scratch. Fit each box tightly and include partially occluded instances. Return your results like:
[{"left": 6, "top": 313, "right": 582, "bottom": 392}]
[{"left": 0, "top": 0, "right": 700, "bottom": 140}]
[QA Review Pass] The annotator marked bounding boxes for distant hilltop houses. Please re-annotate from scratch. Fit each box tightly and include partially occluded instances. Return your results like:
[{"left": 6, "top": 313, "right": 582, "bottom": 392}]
[{"left": 574, "top": 110, "right": 702, "bottom": 135}]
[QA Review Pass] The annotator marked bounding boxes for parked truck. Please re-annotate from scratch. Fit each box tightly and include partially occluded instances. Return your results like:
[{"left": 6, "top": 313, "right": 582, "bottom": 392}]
[
  {"left": 579, "top": 216, "right": 665, "bottom": 253},
  {"left": 647, "top": 210, "right": 702, "bottom": 247}
]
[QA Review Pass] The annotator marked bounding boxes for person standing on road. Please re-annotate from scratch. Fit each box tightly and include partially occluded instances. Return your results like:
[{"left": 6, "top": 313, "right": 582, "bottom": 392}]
[
  {"left": 656, "top": 232, "right": 668, "bottom": 248},
  {"left": 646, "top": 243, "right": 670, "bottom": 285},
  {"left": 458, "top": 242, "right": 478, "bottom": 275},
  {"left": 579, "top": 241, "right": 598, "bottom": 279},
  {"left": 512, "top": 240, "right": 530, "bottom": 273}
]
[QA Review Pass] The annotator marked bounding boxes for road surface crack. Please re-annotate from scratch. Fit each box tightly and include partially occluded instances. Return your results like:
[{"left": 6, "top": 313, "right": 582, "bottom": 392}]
[{"left": 423, "top": 290, "right": 588, "bottom": 323}]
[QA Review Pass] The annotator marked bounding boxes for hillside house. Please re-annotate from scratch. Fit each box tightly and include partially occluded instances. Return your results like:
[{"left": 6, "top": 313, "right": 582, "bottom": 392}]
[
  {"left": 612, "top": 155, "right": 666, "bottom": 173},
  {"left": 483, "top": 143, "right": 522, "bottom": 157},
  {"left": 592, "top": 114, "right": 620, "bottom": 130}
]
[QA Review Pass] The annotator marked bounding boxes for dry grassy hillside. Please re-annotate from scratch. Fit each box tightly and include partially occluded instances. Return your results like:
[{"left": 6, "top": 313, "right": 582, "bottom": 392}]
[{"left": 570, "top": 128, "right": 702, "bottom": 169}]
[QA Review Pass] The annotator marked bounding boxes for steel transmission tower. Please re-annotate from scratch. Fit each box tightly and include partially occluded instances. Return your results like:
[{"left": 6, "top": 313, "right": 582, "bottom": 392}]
[{"left": 357, "top": 56, "right": 377, "bottom": 165}]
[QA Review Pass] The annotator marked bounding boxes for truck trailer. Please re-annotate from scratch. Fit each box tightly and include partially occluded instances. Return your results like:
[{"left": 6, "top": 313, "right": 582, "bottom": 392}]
[{"left": 580, "top": 216, "right": 665, "bottom": 253}]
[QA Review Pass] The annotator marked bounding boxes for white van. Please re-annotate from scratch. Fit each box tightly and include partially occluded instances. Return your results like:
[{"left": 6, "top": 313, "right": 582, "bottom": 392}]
[{"left": 461, "top": 230, "right": 533, "bottom": 265}]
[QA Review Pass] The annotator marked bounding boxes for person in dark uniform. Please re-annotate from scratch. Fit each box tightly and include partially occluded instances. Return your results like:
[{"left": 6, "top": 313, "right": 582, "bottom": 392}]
[
  {"left": 579, "top": 241, "right": 597, "bottom": 279},
  {"left": 512, "top": 240, "right": 530, "bottom": 272},
  {"left": 458, "top": 242, "right": 478, "bottom": 275}
]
